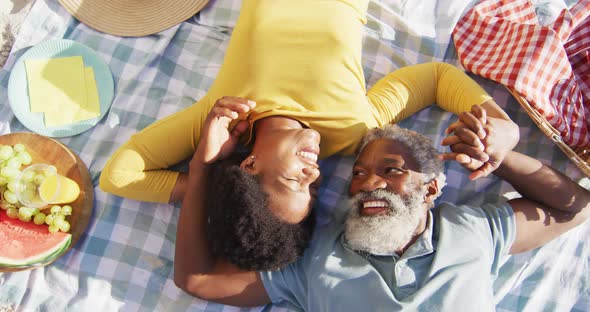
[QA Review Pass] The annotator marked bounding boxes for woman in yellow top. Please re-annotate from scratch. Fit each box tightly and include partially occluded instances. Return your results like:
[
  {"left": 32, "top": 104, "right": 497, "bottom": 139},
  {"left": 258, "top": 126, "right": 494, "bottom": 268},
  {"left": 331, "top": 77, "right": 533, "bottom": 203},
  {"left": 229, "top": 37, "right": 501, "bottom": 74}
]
[{"left": 100, "top": 0, "right": 505, "bottom": 270}]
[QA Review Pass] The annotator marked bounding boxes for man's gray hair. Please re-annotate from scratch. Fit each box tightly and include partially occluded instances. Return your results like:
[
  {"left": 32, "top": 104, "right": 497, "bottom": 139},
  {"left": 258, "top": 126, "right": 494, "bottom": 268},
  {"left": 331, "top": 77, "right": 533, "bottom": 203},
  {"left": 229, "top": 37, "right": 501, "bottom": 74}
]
[{"left": 356, "top": 125, "right": 447, "bottom": 198}]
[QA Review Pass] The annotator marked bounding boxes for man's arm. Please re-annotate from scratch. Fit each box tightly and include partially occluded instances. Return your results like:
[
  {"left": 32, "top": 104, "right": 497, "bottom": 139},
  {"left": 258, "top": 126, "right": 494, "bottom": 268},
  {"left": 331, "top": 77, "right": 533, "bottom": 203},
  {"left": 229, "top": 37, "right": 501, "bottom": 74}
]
[
  {"left": 494, "top": 151, "right": 590, "bottom": 254},
  {"left": 173, "top": 97, "right": 270, "bottom": 306},
  {"left": 443, "top": 107, "right": 590, "bottom": 254}
]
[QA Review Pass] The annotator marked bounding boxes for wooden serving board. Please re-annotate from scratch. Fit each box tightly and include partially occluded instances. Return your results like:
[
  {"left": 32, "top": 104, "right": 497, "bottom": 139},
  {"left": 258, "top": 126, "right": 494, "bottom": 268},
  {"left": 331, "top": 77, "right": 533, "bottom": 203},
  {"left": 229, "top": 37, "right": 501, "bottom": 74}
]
[{"left": 0, "top": 132, "right": 94, "bottom": 272}]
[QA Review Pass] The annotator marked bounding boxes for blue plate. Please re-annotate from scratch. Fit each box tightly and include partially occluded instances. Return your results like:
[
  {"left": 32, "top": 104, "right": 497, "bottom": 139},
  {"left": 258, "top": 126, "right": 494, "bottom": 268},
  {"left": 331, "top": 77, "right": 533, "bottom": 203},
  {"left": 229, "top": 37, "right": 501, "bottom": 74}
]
[{"left": 7, "top": 39, "right": 114, "bottom": 137}]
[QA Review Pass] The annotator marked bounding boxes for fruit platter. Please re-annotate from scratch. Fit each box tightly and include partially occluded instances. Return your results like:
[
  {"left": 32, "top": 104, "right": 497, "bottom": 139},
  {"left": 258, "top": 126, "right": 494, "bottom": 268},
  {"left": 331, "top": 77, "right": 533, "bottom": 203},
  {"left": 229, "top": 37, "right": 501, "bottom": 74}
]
[{"left": 0, "top": 132, "right": 93, "bottom": 272}]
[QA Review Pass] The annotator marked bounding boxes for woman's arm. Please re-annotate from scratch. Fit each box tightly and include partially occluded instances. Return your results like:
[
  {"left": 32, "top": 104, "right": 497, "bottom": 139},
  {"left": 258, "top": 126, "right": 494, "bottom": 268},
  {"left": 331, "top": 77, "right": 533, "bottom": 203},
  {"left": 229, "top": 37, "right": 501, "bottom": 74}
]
[
  {"left": 173, "top": 97, "right": 270, "bottom": 306},
  {"left": 366, "top": 62, "right": 494, "bottom": 124},
  {"left": 99, "top": 96, "right": 213, "bottom": 203},
  {"left": 174, "top": 154, "right": 269, "bottom": 306}
]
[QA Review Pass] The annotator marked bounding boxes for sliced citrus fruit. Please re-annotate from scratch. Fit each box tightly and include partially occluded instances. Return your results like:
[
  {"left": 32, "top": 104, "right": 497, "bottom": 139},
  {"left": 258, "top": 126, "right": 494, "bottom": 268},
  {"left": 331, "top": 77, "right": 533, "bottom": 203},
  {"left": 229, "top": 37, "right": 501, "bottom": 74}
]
[{"left": 39, "top": 175, "right": 80, "bottom": 204}]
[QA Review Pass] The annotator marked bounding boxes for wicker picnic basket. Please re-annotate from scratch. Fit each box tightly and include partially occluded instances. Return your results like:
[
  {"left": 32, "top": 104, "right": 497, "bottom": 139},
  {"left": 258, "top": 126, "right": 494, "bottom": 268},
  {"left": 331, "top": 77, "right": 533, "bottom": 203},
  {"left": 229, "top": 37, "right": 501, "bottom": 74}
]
[{"left": 508, "top": 88, "right": 590, "bottom": 177}]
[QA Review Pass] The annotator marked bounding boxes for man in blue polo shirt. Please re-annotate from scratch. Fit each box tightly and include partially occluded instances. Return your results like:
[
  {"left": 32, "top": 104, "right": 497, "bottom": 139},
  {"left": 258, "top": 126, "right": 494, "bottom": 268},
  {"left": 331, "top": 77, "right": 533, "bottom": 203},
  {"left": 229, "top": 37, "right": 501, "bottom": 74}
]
[
  {"left": 174, "top": 107, "right": 590, "bottom": 310},
  {"left": 259, "top": 123, "right": 516, "bottom": 311}
]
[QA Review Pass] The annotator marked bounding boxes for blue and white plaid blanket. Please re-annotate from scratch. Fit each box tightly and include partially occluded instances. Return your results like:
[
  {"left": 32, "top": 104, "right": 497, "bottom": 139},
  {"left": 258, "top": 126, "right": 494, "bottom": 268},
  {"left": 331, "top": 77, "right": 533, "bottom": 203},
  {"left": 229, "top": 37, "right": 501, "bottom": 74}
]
[{"left": 1, "top": 0, "right": 588, "bottom": 311}]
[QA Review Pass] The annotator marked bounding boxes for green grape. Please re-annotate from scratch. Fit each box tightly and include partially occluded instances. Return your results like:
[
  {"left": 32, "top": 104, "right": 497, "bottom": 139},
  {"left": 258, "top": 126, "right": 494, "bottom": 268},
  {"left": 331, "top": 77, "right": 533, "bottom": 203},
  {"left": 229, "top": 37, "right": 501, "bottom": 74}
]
[
  {"left": 45, "top": 214, "right": 55, "bottom": 225},
  {"left": 6, "top": 181, "right": 18, "bottom": 193},
  {"left": 50, "top": 205, "right": 61, "bottom": 214},
  {"left": 0, "top": 146, "right": 13, "bottom": 161},
  {"left": 32, "top": 208, "right": 40, "bottom": 216},
  {"left": 0, "top": 200, "right": 15, "bottom": 211},
  {"left": 1, "top": 167, "right": 20, "bottom": 179},
  {"left": 54, "top": 218, "right": 66, "bottom": 229},
  {"left": 61, "top": 205, "right": 73, "bottom": 215},
  {"left": 13, "top": 144, "right": 25, "bottom": 153},
  {"left": 0, "top": 176, "right": 7, "bottom": 186},
  {"left": 48, "top": 225, "right": 59, "bottom": 233},
  {"left": 21, "top": 170, "right": 35, "bottom": 182},
  {"left": 33, "top": 212, "right": 46, "bottom": 225},
  {"left": 53, "top": 214, "right": 65, "bottom": 222},
  {"left": 5, "top": 158, "right": 22, "bottom": 169},
  {"left": 59, "top": 220, "right": 71, "bottom": 233},
  {"left": 18, "top": 207, "right": 34, "bottom": 219},
  {"left": 18, "top": 152, "right": 32, "bottom": 165},
  {"left": 3, "top": 190, "right": 18, "bottom": 204},
  {"left": 18, "top": 213, "right": 32, "bottom": 223},
  {"left": 6, "top": 207, "right": 18, "bottom": 219}
]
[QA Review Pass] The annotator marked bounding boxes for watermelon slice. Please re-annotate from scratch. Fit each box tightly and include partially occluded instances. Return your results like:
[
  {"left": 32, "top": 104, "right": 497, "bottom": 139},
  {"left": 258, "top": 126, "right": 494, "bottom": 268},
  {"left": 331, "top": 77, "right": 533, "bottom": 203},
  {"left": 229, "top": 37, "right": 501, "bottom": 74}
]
[{"left": 0, "top": 210, "right": 71, "bottom": 267}]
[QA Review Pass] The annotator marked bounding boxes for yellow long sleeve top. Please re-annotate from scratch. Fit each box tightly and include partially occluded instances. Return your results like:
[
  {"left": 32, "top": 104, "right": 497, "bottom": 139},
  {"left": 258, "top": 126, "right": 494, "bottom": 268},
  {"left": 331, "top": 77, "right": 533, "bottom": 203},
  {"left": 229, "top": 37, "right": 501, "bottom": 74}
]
[{"left": 100, "top": 0, "right": 492, "bottom": 203}]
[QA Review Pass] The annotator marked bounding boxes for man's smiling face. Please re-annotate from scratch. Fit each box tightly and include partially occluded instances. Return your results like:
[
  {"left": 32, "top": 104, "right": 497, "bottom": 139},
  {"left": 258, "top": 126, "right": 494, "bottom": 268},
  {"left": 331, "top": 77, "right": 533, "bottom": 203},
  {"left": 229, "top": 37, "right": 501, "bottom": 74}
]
[{"left": 344, "top": 138, "right": 431, "bottom": 255}]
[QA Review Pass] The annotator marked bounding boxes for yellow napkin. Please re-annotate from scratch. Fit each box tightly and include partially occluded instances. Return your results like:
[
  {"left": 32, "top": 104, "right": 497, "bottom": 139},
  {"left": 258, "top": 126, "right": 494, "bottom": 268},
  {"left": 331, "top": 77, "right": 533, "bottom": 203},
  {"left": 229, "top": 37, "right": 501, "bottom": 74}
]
[{"left": 25, "top": 56, "right": 100, "bottom": 127}]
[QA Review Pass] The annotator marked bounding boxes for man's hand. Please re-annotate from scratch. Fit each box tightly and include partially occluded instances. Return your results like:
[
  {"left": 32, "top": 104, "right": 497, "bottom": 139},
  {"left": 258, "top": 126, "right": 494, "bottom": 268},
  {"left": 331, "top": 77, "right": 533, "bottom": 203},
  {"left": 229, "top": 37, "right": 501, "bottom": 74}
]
[
  {"left": 441, "top": 105, "right": 520, "bottom": 180},
  {"left": 193, "top": 97, "right": 256, "bottom": 165}
]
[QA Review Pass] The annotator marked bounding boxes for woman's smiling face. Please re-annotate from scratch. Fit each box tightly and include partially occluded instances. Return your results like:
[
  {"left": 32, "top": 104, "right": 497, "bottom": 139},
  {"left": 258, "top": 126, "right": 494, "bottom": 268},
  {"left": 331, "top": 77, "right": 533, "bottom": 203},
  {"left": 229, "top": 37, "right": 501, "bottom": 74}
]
[{"left": 242, "top": 117, "right": 322, "bottom": 223}]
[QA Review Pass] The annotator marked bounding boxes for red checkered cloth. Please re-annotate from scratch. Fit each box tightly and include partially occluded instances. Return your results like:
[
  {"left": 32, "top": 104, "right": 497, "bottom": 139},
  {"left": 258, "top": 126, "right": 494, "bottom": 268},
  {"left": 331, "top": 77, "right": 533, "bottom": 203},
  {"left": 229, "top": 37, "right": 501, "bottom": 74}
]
[{"left": 453, "top": 0, "right": 590, "bottom": 149}]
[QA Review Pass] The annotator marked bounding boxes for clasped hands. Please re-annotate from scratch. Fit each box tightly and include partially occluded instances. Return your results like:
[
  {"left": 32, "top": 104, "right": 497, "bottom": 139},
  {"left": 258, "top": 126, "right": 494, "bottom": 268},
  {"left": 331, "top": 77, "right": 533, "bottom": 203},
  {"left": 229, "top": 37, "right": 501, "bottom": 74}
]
[{"left": 441, "top": 105, "right": 520, "bottom": 180}]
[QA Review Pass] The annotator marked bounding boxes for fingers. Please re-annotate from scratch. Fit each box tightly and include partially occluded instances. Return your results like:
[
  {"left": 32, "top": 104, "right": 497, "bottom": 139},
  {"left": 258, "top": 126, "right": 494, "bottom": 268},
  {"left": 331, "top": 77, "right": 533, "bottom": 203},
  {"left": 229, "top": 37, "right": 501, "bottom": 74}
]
[
  {"left": 442, "top": 127, "right": 483, "bottom": 149},
  {"left": 446, "top": 120, "right": 461, "bottom": 135},
  {"left": 455, "top": 126, "right": 484, "bottom": 149},
  {"left": 210, "top": 106, "right": 240, "bottom": 120},
  {"left": 470, "top": 105, "right": 487, "bottom": 126},
  {"left": 469, "top": 162, "right": 494, "bottom": 181},
  {"left": 439, "top": 152, "right": 458, "bottom": 162},
  {"left": 439, "top": 152, "right": 477, "bottom": 165},
  {"left": 439, "top": 152, "right": 485, "bottom": 172},
  {"left": 445, "top": 109, "right": 486, "bottom": 139},
  {"left": 215, "top": 96, "right": 256, "bottom": 115},
  {"left": 448, "top": 142, "right": 489, "bottom": 163},
  {"left": 210, "top": 97, "right": 256, "bottom": 123},
  {"left": 230, "top": 120, "right": 249, "bottom": 138},
  {"left": 441, "top": 135, "right": 462, "bottom": 146},
  {"left": 459, "top": 111, "right": 486, "bottom": 139}
]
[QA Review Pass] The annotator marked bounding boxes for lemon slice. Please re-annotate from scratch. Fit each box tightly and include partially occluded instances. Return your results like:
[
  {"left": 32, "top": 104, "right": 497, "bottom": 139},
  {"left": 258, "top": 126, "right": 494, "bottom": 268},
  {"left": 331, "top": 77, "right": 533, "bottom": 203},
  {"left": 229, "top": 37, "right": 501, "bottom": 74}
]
[{"left": 39, "top": 175, "right": 80, "bottom": 204}]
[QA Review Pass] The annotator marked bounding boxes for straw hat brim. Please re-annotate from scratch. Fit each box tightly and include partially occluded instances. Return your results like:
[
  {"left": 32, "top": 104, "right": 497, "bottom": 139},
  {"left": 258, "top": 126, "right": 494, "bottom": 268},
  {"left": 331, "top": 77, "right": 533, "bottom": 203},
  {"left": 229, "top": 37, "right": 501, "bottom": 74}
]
[{"left": 58, "top": 0, "right": 210, "bottom": 37}]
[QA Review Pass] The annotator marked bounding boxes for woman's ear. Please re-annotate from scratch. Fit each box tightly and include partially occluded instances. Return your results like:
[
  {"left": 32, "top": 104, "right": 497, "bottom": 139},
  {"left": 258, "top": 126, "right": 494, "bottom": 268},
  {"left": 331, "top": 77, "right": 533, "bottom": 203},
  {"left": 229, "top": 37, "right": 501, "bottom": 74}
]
[
  {"left": 240, "top": 155, "right": 256, "bottom": 173},
  {"left": 424, "top": 179, "right": 439, "bottom": 205}
]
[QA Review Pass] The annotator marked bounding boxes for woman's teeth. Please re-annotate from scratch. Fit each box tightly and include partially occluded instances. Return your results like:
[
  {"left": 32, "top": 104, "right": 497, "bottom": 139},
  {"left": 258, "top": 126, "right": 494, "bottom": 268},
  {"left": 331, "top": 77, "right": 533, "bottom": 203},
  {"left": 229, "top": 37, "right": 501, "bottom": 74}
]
[{"left": 296, "top": 151, "right": 318, "bottom": 163}]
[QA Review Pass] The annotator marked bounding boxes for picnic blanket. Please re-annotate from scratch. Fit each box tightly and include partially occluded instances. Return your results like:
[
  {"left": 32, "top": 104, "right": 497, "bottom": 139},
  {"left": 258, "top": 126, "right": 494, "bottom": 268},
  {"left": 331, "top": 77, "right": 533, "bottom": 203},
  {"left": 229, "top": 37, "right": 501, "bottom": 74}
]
[{"left": 0, "top": 0, "right": 589, "bottom": 311}]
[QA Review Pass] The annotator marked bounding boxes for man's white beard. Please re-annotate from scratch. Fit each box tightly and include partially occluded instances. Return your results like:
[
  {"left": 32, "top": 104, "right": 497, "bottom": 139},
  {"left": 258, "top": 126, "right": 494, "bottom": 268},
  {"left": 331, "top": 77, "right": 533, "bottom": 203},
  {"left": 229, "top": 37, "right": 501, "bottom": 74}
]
[{"left": 344, "top": 188, "right": 424, "bottom": 255}]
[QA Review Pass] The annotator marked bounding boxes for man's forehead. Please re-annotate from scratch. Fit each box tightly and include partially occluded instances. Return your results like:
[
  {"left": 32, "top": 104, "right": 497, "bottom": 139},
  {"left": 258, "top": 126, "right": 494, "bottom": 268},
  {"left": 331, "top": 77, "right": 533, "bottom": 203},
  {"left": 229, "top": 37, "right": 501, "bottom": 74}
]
[{"left": 356, "top": 139, "right": 419, "bottom": 170}]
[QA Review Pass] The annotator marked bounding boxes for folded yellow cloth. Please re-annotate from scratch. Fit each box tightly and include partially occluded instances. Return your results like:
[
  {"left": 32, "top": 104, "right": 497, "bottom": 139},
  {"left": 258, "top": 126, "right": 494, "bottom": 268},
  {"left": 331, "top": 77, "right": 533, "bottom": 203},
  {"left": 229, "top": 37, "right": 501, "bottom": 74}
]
[{"left": 25, "top": 56, "right": 100, "bottom": 126}]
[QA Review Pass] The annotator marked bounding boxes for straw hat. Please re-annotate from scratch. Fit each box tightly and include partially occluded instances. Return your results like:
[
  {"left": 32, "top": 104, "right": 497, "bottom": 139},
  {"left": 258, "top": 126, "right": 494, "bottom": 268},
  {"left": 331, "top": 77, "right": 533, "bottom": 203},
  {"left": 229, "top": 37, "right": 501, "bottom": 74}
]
[{"left": 57, "top": 0, "right": 210, "bottom": 37}]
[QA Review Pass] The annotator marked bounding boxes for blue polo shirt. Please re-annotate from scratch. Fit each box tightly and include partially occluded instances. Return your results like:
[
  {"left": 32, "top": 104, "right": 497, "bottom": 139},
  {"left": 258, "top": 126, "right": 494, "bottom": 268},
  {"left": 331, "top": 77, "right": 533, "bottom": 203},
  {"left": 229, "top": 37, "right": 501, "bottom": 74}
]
[{"left": 260, "top": 202, "right": 515, "bottom": 311}]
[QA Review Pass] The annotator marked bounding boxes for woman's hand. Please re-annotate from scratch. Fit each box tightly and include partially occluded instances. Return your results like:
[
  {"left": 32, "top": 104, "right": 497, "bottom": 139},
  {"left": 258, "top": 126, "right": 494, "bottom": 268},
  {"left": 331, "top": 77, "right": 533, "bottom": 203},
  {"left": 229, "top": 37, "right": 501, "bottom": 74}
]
[{"left": 193, "top": 96, "right": 256, "bottom": 165}]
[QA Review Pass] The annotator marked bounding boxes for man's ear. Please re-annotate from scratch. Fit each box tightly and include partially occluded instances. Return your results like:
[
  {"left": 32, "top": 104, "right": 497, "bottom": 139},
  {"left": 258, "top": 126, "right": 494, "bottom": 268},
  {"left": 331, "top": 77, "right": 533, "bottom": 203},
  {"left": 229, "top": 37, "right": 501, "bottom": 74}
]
[
  {"left": 240, "top": 155, "right": 256, "bottom": 173},
  {"left": 424, "top": 178, "right": 439, "bottom": 205}
]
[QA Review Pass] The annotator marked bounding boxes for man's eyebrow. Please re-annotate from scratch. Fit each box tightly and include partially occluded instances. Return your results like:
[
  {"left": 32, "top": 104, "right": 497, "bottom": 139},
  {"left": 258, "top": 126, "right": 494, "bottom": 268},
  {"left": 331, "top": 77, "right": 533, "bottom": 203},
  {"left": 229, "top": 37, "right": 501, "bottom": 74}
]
[
  {"left": 353, "top": 156, "right": 407, "bottom": 169},
  {"left": 381, "top": 157, "right": 404, "bottom": 165}
]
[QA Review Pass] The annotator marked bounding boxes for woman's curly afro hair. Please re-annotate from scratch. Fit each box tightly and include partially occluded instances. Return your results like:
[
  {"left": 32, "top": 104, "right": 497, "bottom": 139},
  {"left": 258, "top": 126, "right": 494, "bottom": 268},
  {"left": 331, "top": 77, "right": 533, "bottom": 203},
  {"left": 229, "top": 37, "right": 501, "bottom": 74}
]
[{"left": 205, "top": 152, "right": 315, "bottom": 271}]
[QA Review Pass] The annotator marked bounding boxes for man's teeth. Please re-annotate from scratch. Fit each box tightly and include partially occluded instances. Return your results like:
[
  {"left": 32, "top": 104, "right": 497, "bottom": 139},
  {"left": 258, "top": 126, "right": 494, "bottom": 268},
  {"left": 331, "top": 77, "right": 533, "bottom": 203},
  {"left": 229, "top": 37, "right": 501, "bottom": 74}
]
[
  {"left": 297, "top": 151, "right": 318, "bottom": 162},
  {"left": 363, "top": 200, "right": 388, "bottom": 209}
]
